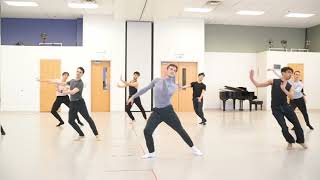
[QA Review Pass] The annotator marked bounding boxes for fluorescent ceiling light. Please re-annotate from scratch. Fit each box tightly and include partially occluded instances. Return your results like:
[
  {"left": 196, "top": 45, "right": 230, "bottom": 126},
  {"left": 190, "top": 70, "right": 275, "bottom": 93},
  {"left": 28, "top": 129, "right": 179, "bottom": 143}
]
[
  {"left": 5, "top": 1, "right": 39, "bottom": 7},
  {"left": 237, "top": 10, "right": 265, "bottom": 16},
  {"left": 68, "top": 2, "right": 98, "bottom": 9},
  {"left": 184, "top": 8, "right": 212, "bottom": 13},
  {"left": 285, "top": 13, "right": 314, "bottom": 18}
]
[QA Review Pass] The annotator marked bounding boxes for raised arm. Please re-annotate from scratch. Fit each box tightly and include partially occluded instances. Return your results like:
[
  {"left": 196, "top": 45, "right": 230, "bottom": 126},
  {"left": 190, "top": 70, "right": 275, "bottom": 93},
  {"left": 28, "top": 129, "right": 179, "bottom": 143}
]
[
  {"left": 267, "top": 68, "right": 282, "bottom": 78},
  {"left": 121, "top": 80, "right": 138, "bottom": 88},
  {"left": 180, "top": 84, "right": 191, "bottom": 89},
  {"left": 127, "top": 79, "right": 158, "bottom": 104},
  {"left": 250, "top": 70, "right": 273, "bottom": 87},
  {"left": 63, "top": 88, "right": 79, "bottom": 95}
]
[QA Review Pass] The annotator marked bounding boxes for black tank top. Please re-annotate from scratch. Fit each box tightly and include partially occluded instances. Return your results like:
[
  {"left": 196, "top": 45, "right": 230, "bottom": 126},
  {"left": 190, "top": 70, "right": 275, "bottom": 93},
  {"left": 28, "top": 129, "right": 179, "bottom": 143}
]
[
  {"left": 128, "top": 80, "right": 138, "bottom": 96},
  {"left": 271, "top": 79, "right": 292, "bottom": 107}
]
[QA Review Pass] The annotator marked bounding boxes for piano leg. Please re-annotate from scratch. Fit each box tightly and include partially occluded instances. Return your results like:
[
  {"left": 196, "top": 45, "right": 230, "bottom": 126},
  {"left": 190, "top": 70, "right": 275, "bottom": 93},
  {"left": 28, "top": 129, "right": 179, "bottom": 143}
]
[
  {"left": 239, "top": 100, "right": 244, "bottom": 111},
  {"left": 223, "top": 100, "right": 226, "bottom": 111},
  {"left": 233, "top": 99, "right": 236, "bottom": 110}
]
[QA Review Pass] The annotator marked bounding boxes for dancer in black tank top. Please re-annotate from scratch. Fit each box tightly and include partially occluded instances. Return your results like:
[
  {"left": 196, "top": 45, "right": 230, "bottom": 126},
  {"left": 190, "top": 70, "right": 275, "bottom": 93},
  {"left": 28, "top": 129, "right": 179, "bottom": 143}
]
[
  {"left": 117, "top": 72, "right": 147, "bottom": 121},
  {"left": 250, "top": 67, "right": 307, "bottom": 150}
]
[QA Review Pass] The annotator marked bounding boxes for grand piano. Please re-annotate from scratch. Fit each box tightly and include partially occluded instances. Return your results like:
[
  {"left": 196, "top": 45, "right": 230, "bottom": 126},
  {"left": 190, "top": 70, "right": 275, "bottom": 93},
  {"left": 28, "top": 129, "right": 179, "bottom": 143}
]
[{"left": 219, "top": 86, "right": 257, "bottom": 111}]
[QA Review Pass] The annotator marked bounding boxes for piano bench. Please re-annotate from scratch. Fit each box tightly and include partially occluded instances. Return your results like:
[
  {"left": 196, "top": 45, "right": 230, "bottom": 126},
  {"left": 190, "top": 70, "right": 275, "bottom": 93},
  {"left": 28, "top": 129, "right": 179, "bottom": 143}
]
[{"left": 250, "top": 100, "right": 263, "bottom": 111}]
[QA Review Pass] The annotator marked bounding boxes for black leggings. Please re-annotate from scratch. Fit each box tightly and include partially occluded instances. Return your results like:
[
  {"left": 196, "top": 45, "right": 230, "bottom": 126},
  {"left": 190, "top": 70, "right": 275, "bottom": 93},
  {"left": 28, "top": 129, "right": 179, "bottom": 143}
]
[
  {"left": 51, "top": 96, "right": 82, "bottom": 124},
  {"left": 272, "top": 105, "right": 304, "bottom": 144},
  {"left": 144, "top": 105, "right": 194, "bottom": 153},
  {"left": 1, "top": 125, "right": 5, "bottom": 135},
  {"left": 126, "top": 96, "right": 147, "bottom": 120},
  {"left": 290, "top": 97, "right": 311, "bottom": 126},
  {"left": 192, "top": 98, "right": 207, "bottom": 123},
  {"left": 68, "top": 99, "right": 98, "bottom": 136}
]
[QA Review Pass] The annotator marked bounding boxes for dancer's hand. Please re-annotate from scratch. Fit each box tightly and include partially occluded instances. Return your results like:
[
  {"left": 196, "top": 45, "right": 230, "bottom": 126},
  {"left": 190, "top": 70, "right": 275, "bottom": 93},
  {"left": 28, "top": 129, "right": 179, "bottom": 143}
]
[
  {"left": 198, "top": 97, "right": 201, "bottom": 103},
  {"left": 127, "top": 97, "right": 134, "bottom": 105}
]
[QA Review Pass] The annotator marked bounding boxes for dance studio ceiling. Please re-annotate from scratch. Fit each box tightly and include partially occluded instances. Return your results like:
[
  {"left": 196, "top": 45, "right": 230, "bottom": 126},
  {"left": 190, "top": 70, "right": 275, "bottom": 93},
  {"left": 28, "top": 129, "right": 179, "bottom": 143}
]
[{"left": 1, "top": 0, "right": 320, "bottom": 28}]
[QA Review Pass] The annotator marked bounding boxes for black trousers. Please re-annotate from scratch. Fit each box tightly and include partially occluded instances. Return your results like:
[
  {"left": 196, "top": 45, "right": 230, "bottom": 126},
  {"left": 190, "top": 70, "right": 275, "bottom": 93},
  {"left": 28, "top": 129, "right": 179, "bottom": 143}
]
[
  {"left": 290, "top": 97, "right": 311, "bottom": 126},
  {"left": 144, "top": 105, "right": 194, "bottom": 153},
  {"left": 68, "top": 99, "right": 98, "bottom": 136},
  {"left": 51, "top": 96, "right": 82, "bottom": 124},
  {"left": 1, "top": 125, "right": 5, "bottom": 135},
  {"left": 192, "top": 98, "right": 207, "bottom": 123},
  {"left": 126, "top": 96, "right": 147, "bottom": 120},
  {"left": 271, "top": 104, "right": 304, "bottom": 144}
]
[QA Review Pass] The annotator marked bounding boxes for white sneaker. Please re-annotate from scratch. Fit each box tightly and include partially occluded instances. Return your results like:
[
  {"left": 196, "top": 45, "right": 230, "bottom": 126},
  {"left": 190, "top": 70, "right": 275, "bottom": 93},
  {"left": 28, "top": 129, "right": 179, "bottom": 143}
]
[
  {"left": 298, "top": 143, "right": 308, "bottom": 149},
  {"left": 141, "top": 152, "right": 156, "bottom": 159},
  {"left": 191, "top": 146, "right": 203, "bottom": 156},
  {"left": 74, "top": 136, "right": 85, "bottom": 141}
]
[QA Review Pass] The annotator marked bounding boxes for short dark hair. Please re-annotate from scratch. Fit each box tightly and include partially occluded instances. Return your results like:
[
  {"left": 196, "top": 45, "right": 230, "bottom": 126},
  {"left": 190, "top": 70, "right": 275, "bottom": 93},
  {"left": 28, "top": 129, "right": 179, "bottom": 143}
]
[
  {"left": 62, "top": 72, "right": 69, "bottom": 76},
  {"left": 78, "top": 67, "right": 85, "bottom": 74},
  {"left": 281, "top": 67, "right": 293, "bottom": 73},
  {"left": 133, "top": 71, "right": 140, "bottom": 76},
  {"left": 198, "top": 72, "right": 205, "bottom": 77},
  {"left": 167, "top": 64, "right": 178, "bottom": 72},
  {"left": 294, "top": 71, "right": 301, "bottom": 74}
]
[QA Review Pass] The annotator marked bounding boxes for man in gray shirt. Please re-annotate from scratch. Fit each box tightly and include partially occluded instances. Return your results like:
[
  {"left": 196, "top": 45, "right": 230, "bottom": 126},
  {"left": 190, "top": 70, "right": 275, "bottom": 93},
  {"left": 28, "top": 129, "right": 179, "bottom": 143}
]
[
  {"left": 64, "top": 67, "right": 100, "bottom": 141},
  {"left": 128, "top": 64, "right": 203, "bottom": 158}
]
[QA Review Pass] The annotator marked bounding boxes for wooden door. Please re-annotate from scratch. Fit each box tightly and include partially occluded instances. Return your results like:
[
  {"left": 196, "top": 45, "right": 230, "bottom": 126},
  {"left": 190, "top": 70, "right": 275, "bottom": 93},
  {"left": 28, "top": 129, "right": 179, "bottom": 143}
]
[
  {"left": 288, "top": 64, "right": 304, "bottom": 81},
  {"left": 40, "top": 60, "right": 61, "bottom": 112},
  {"left": 178, "top": 62, "right": 198, "bottom": 112},
  {"left": 91, "top": 61, "right": 110, "bottom": 112}
]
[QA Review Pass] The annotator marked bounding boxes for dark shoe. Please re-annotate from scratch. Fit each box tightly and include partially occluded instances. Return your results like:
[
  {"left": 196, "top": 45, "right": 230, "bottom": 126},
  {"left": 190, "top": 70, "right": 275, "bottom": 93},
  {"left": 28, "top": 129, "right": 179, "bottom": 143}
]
[
  {"left": 199, "top": 121, "right": 207, "bottom": 125},
  {"left": 307, "top": 125, "right": 314, "bottom": 130},
  {"left": 1, "top": 128, "right": 5, "bottom": 135},
  {"left": 56, "top": 122, "right": 64, "bottom": 127}
]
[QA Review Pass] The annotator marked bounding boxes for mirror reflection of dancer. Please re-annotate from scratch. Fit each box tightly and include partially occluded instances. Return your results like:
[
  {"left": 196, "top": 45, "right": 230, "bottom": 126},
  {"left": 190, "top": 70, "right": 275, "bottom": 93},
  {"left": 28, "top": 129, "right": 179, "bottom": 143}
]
[
  {"left": 128, "top": 64, "right": 203, "bottom": 158},
  {"left": 250, "top": 67, "right": 307, "bottom": 150},
  {"left": 268, "top": 69, "right": 314, "bottom": 130},
  {"left": 117, "top": 72, "right": 147, "bottom": 122},
  {"left": 38, "top": 72, "right": 84, "bottom": 127}
]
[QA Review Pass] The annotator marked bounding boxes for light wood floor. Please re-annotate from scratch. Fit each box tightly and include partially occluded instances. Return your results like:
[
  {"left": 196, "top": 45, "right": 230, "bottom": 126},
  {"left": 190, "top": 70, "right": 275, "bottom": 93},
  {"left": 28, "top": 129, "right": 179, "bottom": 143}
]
[{"left": 0, "top": 110, "right": 320, "bottom": 180}]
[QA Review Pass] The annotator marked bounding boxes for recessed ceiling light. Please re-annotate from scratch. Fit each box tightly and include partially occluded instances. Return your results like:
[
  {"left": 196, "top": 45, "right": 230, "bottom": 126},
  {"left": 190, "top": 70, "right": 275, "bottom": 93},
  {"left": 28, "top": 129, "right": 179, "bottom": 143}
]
[
  {"left": 236, "top": 10, "right": 265, "bottom": 16},
  {"left": 285, "top": 13, "right": 314, "bottom": 18},
  {"left": 184, "top": 8, "right": 212, "bottom": 13},
  {"left": 5, "top": 1, "right": 39, "bottom": 7},
  {"left": 68, "top": 2, "right": 98, "bottom": 9}
]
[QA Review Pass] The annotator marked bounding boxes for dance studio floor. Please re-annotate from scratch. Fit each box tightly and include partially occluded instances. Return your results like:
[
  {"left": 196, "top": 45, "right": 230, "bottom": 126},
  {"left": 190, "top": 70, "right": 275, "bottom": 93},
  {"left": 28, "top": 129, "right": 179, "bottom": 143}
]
[{"left": 1, "top": 110, "right": 320, "bottom": 180}]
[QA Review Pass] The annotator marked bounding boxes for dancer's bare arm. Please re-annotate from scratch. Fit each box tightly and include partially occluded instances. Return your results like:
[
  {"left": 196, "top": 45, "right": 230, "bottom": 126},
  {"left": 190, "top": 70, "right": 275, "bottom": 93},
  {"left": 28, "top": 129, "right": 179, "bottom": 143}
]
[{"left": 250, "top": 70, "right": 273, "bottom": 87}]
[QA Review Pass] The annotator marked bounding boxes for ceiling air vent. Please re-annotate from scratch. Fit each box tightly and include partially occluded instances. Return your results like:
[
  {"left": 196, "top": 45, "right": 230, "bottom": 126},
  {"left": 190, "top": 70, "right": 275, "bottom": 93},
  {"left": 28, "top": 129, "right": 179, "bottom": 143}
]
[{"left": 206, "top": 0, "right": 222, "bottom": 6}]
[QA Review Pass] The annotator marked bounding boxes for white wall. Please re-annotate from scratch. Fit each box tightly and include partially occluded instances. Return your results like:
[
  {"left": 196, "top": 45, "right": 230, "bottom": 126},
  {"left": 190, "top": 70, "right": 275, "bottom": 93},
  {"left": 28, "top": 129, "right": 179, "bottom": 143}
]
[
  {"left": 0, "top": 15, "right": 126, "bottom": 112},
  {"left": 83, "top": 15, "right": 126, "bottom": 111},
  {"left": 153, "top": 18, "right": 205, "bottom": 77},
  {"left": 126, "top": 22, "right": 152, "bottom": 111},
  {"left": 257, "top": 51, "right": 320, "bottom": 110},
  {"left": 0, "top": 16, "right": 207, "bottom": 112},
  {"left": 204, "top": 52, "right": 257, "bottom": 109}
]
